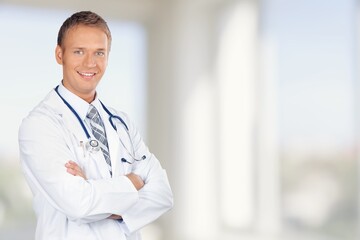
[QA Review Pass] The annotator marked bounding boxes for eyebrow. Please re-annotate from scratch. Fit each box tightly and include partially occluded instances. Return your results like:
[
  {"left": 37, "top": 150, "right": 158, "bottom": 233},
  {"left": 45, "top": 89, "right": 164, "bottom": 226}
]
[
  {"left": 71, "top": 47, "right": 107, "bottom": 52},
  {"left": 71, "top": 47, "right": 107, "bottom": 51}
]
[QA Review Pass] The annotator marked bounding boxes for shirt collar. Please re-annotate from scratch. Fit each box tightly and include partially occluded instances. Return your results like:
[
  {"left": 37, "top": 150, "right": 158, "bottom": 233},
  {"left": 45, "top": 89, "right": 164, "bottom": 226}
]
[{"left": 57, "top": 82, "right": 102, "bottom": 120}]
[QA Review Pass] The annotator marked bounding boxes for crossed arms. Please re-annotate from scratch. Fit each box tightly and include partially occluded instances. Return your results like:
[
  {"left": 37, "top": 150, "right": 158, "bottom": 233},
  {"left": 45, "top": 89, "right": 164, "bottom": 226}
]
[
  {"left": 65, "top": 160, "right": 145, "bottom": 220},
  {"left": 19, "top": 109, "right": 173, "bottom": 232}
]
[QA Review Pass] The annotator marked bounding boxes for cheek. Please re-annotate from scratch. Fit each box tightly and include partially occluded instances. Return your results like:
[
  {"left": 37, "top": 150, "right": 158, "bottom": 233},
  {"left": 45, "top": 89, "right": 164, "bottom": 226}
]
[
  {"left": 98, "top": 59, "right": 108, "bottom": 70},
  {"left": 64, "top": 58, "right": 82, "bottom": 70}
]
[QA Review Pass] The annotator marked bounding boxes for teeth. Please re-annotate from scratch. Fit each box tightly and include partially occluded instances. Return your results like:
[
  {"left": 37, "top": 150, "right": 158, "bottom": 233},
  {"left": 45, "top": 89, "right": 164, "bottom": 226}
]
[{"left": 79, "top": 72, "right": 95, "bottom": 77}]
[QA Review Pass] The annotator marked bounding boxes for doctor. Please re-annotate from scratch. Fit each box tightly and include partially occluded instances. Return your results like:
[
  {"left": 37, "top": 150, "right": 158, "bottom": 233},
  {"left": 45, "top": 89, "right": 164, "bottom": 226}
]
[{"left": 18, "top": 11, "right": 173, "bottom": 240}]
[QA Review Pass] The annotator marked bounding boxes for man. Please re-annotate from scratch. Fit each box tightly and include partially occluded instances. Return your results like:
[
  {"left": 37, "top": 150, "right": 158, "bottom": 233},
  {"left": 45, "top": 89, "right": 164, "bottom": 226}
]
[{"left": 18, "top": 11, "right": 173, "bottom": 240}]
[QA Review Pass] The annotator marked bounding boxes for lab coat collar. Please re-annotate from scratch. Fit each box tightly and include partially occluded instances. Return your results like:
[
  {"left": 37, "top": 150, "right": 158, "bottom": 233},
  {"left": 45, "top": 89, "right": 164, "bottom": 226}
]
[{"left": 57, "top": 82, "right": 102, "bottom": 120}]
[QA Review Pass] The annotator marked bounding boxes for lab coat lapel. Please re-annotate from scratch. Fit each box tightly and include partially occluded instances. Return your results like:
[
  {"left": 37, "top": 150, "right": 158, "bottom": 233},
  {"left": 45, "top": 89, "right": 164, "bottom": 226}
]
[
  {"left": 96, "top": 105, "right": 135, "bottom": 176},
  {"left": 48, "top": 91, "right": 111, "bottom": 179},
  {"left": 48, "top": 91, "right": 87, "bottom": 142},
  {"left": 115, "top": 121, "right": 133, "bottom": 159},
  {"left": 98, "top": 107, "right": 133, "bottom": 177}
]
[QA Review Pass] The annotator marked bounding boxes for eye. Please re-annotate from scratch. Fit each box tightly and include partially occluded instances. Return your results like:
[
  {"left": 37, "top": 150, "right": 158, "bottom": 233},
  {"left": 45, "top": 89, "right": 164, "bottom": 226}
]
[
  {"left": 96, "top": 51, "right": 105, "bottom": 57},
  {"left": 74, "top": 50, "right": 84, "bottom": 55}
]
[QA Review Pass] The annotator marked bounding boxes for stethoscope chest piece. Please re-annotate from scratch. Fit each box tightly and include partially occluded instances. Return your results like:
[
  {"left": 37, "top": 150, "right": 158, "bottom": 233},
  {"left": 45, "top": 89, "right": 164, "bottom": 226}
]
[{"left": 86, "top": 139, "right": 100, "bottom": 153}]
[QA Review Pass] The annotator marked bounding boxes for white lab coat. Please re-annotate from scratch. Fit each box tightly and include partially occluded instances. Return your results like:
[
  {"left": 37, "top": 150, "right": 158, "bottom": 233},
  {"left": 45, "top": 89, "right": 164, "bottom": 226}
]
[{"left": 18, "top": 87, "right": 173, "bottom": 240}]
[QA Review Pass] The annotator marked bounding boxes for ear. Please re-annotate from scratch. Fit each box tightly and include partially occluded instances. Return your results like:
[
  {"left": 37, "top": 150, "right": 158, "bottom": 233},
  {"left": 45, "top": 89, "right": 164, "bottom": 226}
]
[{"left": 55, "top": 45, "right": 63, "bottom": 65}]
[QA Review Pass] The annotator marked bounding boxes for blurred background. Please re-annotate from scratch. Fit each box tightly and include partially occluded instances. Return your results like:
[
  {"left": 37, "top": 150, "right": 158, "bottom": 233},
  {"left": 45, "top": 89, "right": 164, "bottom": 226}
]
[{"left": 0, "top": 0, "right": 358, "bottom": 239}]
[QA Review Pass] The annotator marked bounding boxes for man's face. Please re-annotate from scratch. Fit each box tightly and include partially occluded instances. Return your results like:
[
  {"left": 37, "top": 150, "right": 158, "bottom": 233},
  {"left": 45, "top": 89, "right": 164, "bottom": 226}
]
[{"left": 55, "top": 24, "right": 109, "bottom": 102}]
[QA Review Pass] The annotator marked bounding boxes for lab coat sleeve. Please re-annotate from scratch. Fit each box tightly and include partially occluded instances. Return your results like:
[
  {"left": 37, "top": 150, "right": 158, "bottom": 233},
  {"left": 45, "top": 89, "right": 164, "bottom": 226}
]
[
  {"left": 19, "top": 110, "right": 139, "bottom": 223},
  {"left": 117, "top": 112, "right": 174, "bottom": 233}
]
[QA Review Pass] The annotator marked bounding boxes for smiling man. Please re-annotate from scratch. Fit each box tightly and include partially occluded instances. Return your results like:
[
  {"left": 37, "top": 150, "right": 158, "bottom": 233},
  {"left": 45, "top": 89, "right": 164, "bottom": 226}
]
[
  {"left": 55, "top": 16, "right": 109, "bottom": 103},
  {"left": 18, "top": 11, "right": 173, "bottom": 240}
]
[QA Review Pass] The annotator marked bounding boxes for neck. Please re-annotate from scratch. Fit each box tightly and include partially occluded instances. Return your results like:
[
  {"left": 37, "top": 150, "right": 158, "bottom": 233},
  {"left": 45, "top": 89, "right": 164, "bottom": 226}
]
[
  {"left": 82, "top": 93, "right": 96, "bottom": 103},
  {"left": 61, "top": 80, "right": 96, "bottom": 103}
]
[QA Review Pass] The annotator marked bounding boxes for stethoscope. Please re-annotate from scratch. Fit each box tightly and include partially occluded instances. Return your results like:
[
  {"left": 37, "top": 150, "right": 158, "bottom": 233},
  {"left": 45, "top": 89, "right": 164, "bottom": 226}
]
[{"left": 55, "top": 85, "right": 146, "bottom": 164}]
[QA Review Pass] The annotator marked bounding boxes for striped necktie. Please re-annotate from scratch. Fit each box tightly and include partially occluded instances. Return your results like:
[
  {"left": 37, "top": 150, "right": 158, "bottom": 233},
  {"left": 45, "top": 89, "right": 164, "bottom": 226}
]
[{"left": 86, "top": 105, "right": 112, "bottom": 176}]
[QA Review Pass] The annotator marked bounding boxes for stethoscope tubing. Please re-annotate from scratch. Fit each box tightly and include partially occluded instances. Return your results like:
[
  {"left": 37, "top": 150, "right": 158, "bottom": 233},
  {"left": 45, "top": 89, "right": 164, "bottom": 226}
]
[
  {"left": 54, "top": 85, "right": 145, "bottom": 163},
  {"left": 55, "top": 85, "right": 92, "bottom": 139},
  {"left": 99, "top": 101, "right": 129, "bottom": 131}
]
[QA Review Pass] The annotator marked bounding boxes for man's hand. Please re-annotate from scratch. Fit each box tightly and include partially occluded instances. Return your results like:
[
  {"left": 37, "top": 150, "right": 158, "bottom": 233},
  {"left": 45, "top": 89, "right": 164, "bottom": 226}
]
[
  {"left": 65, "top": 161, "right": 144, "bottom": 221},
  {"left": 126, "top": 173, "right": 144, "bottom": 190},
  {"left": 65, "top": 161, "right": 144, "bottom": 191},
  {"left": 65, "top": 160, "right": 87, "bottom": 180}
]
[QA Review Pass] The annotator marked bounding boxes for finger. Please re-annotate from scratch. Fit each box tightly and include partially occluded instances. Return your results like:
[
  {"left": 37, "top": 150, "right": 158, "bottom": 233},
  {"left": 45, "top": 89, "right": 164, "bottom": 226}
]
[
  {"left": 65, "top": 162, "right": 76, "bottom": 170},
  {"left": 66, "top": 168, "right": 77, "bottom": 176},
  {"left": 65, "top": 161, "right": 75, "bottom": 168},
  {"left": 65, "top": 161, "right": 87, "bottom": 180},
  {"left": 67, "top": 167, "right": 86, "bottom": 179},
  {"left": 67, "top": 162, "right": 82, "bottom": 172},
  {"left": 66, "top": 160, "right": 79, "bottom": 167},
  {"left": 67, "top": 161, "right": 78, "bottom": 168},
  {"left": 65, "top": 163, "right": 80, "bottom": 174},
  {"left": 72, "top": 167, "right": 86, "bottom": 179}
]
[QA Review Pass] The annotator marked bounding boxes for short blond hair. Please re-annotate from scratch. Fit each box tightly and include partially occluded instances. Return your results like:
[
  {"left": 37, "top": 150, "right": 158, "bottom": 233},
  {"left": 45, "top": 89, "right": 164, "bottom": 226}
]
[{"left": 57, "top": 11, "right": 112, "bottom": 49}]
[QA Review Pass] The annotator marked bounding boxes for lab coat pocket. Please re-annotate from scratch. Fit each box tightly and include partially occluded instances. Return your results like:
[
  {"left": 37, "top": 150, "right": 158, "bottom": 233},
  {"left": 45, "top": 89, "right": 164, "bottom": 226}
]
[
  {"left": 68, "top": 134, "right": 88, "bottom": 168},
  {"left": 69, "top": 134, "right": 107, "bottom": 180},
  {"left": 72, "top": 141, "right": 96, "bottom": 179}
]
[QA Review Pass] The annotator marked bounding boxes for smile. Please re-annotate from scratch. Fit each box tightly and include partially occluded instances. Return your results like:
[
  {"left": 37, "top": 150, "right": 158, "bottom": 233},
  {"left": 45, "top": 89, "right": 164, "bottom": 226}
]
[{"left": 78, "top": 71, "right": 96, "bottom": 77}]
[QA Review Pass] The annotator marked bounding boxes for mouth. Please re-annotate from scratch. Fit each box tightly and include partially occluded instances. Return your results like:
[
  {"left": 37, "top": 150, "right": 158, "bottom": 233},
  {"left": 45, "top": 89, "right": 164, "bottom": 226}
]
[{"left": 77, "top": 71, "right": 96, "bottom": 79}]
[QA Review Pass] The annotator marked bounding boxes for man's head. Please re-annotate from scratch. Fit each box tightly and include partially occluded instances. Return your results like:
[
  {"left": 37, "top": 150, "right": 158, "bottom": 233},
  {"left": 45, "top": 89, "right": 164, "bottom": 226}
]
[
  {"left": 55, "top": 11, "right": 111, "bottom": 103},
  {"left": 57, "top": 11, "right": 112, "bottom": 50}
]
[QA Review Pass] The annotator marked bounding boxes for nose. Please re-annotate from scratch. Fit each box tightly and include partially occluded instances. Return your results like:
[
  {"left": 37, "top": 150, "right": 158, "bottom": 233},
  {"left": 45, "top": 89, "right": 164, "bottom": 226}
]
[{"left": 84, "top": 53, "right": 96, "bottom": 68}]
